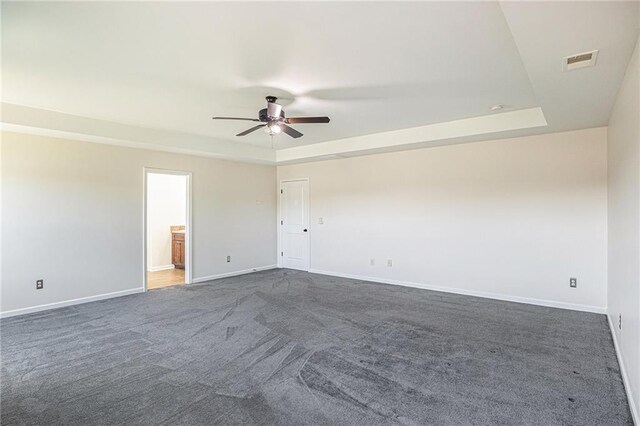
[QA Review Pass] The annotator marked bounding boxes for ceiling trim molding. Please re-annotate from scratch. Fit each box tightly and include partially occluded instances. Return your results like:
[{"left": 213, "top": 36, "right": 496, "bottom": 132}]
[
  {"left": 0, "top": 123, "right": 276, "bottom": 165},
  {"left": 0, "top": 103, "right": 276, "bottom": 164},
  {"left": 2, "top": 105, "right": 548, "bottom": 165},
  {"left": 276, "top": 107, "right": 547, "bottom": 164}
]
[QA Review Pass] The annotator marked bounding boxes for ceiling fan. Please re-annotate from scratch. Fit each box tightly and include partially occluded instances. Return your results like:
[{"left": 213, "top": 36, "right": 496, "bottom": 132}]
[{"left": 212, "top": 96, "right": 330, "bottom": 138}]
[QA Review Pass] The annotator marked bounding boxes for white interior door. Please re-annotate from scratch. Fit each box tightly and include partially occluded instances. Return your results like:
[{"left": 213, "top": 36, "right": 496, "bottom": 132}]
[{"left": 281, "top": 179, "right": 309, "bottom": 270}]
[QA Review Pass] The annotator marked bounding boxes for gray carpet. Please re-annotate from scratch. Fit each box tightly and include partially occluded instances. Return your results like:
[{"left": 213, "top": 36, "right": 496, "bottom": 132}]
[{"left": 1, "top": 269, "right": 632, "bottom": 425}]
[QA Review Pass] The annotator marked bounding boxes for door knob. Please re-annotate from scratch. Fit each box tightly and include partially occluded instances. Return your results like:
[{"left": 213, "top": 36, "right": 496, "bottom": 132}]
[{"left": 303, "top": 229, "right": 308, "bottom": 232}]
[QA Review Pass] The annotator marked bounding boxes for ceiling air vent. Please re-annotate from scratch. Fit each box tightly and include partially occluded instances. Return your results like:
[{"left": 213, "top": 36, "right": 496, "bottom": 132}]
[{"left": 562, "top": 50, "right": 598, "bottom": 72}]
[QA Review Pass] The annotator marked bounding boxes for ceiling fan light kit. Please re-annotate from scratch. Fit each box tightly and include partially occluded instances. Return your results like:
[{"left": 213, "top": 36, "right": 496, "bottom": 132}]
[
  {"left": 212, "top": 96, "right": 330, "bottom": 139},
  {"left": 265, "top": 123, "right": 281, "bottom": 135}
]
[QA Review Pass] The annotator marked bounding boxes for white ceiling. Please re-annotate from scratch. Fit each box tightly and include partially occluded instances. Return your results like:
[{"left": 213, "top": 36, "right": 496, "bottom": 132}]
[{"left": 2, "top": 1, "right": 638, "bottom": 164}]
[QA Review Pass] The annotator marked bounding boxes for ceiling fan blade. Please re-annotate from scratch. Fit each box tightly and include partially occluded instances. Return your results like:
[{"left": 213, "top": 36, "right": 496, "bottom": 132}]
[
  {"left": 212, "top": 117, "right": 260, "bottom": 122},
  {"left": 285, "top": 117, "right": 330, "bottom": 124},
  {"left": 236, "top": 124, "right": 266, "bottom": 136},
  {"left": 281, "top": 124, "right": 303, "bottom": 139}
]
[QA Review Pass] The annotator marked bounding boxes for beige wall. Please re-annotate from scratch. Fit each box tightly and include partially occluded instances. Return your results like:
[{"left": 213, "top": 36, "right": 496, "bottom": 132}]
[
  {"left": 0, "top": 127, "right": 611, "bottom": 316},
  {"left": 1, "top": 132, "right": 277, "bottom": 314},
  {"left": 278, "top": 127, "right": 608, "bottom": 312},
  {"left": 608, "top": 33, "right": 640, "bottom": 419}
]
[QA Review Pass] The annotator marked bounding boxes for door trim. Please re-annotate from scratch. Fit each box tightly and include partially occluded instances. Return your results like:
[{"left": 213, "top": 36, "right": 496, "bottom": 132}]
[
  {"left": 278, "top": 178, "right": 310, "bottom": 271},
  {"left": 143, "top": 167, "right": 193, "bottom": 291}
]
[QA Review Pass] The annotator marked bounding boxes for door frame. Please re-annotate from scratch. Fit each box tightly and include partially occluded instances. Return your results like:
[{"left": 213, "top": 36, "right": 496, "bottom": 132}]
[
  {"left": 143, "top": 168, "right": 193, "bottom": 291},
  {"left": 278, "top": 178, "right": 310, "bottom": 271}
]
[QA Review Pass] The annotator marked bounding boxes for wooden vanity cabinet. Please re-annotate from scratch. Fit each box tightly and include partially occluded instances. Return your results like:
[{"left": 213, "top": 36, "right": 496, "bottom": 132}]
[{"left": 172, "top": 232, "right": 185, "bottom": 269}]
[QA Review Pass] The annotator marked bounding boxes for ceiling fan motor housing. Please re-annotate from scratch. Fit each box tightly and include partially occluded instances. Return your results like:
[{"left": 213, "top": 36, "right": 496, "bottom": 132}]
[{"left": 259, "top": 108, "right": 284, "bottom": 122}]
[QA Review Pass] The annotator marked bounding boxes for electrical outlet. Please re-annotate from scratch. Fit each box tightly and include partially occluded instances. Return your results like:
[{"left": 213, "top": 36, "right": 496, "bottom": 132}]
[
  {"left": 619, "top": 314, "right": 622, "bottom": 330},
  {"left": 318, "top": 217, "right": 324, "bottom": 225},
  {"left": 370, "top": 259, "right": 375, "bottom": 266},
  {"left": 36, "top": 279, "right": 44, "bottom": 290},
  {"left": 387, "top": 259, "right": 393, "bottom": 267},
  {"left": 569, "top": 278, "right": 577, "bottom": 288},
  {"left": 227, "top": 255, "right": 231, "bottom": 263}
]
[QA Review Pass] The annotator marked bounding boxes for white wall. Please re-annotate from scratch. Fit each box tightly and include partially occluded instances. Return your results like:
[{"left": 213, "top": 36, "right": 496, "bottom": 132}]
[
  {"left": 608, "top": 33, "right": 640, "bottom": 421},
  {"left": 278, "top": 127, "right": 608, "bottom": 312},
  {"left": 147, "top": 173, "right": 186, "bottom": 271},
  {"left": 0, "top": 132, "right": 277, "bottom": 314}
]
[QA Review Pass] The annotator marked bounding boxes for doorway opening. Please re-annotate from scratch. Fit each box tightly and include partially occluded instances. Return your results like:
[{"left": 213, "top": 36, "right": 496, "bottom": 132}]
[{"left": 144, "top": 169, "right": 191, "bottom": 290}]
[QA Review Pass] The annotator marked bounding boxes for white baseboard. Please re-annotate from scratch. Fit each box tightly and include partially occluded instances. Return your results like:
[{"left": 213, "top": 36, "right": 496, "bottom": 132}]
[
  {"left": 0, "top": 266, "right": 277, "bottom": 319},
  {"left": 307, "top": 268, "right": 606, "bottom": 314},
  {"left": 607, "top": 313, "right": 639, "bottom": 425},
  {"left": 192, "top": 265, "right": 278, "bottom": 284},
  {"left": 148, "top": 264, "right": 175, "bottom": 272},
  {"left": 0, "top": 288, "right": 145, "bottom": 319}
]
